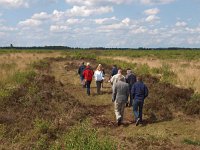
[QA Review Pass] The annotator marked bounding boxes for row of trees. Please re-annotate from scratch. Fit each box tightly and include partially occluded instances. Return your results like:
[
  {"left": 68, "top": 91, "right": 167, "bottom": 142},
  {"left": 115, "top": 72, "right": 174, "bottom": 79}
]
[{"left": 0, "top": 44, "right": 200, "bottom": 50}]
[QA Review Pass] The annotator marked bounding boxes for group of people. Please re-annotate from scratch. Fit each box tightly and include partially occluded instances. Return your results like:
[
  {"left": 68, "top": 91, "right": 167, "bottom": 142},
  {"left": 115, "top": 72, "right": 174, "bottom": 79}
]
[
  {"left": 78, "top": 62, "right": 105, "bottom": 95},
  {"left": 78, "top": 62, "right": 148, "bottom": 126}
]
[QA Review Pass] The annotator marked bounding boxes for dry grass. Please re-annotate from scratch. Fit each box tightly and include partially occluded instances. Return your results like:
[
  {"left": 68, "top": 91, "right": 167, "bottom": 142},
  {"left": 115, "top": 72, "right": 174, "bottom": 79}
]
[
  {"left": 0, "top": 52, "right": 61, "bottom": 86},
  {"left": 101, "top": 56, "right": 200, "bottom": 93},
  {"left": 50, "top": 60, "right": 200, "bottom": 149}
]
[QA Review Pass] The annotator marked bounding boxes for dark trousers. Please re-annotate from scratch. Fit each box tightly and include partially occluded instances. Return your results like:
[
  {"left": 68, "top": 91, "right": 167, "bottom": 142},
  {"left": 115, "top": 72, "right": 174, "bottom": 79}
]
[
  {"left": 133, "top": 100, "right": 144, "bottom": 122},
  {"left": 86, "top": 81, "right": 91, "bottom": 95},
  {"left": 129, "top": 87, "right": 133, "bottom": 106},
  {"left": 96, "top": 81, "right": 102, "bottom": 94}
]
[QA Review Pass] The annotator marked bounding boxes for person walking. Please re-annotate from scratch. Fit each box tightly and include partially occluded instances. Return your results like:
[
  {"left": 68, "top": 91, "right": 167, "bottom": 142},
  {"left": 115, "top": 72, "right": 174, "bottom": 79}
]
[
  {"left": 110, "top": 69, "right": 125, "bottom": 89},
  {"left": 94, "top": 64, "right": 104, "bottom": 94},
  {"left": 112, "top": 75, "right": 129, "bottom": 126},
  {"left": 78, "top": 62, "right": 86, "bottom": 88},
  {"left": 131, "top": 76, "right": 148, "bottom": 126},
  {"left": 126, "top": 68, "right": 136, "bottom": 107},
  {"left": 101, "top": 66, "right": 105, "bottom": 88},
  {"left": 108, "top": 65, "right": 118, "bottom": 82},
  {"left": 83, "top": 62, "right": 94, "bottom": 96}
]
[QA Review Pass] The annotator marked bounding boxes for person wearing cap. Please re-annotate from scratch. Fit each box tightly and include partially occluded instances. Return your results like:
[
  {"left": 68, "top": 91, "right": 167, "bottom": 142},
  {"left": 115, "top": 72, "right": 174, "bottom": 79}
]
[
  {"left": 83, "top": 62, "right": 94, "bottom": 96},
  {"left": 112, "top": 75, "right": 129, "bottom": 126},
  {"left": 125, "top": 68, "right": 136, "bottom": 107},
  {"left": 131, "top": 76, "right": 148, "bottom": 126},
  {"left": 94, "top": 64, "right": 104, "bottom": 94},
  {"left": 78, "top": 62, "right": 86, "bottom": 88}
]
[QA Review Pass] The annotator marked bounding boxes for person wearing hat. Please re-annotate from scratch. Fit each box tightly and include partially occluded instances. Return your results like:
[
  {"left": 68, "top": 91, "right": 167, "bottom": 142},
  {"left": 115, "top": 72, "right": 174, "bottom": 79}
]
[{"left": 83, "top": 62, "right": 94, "bottom": 96}]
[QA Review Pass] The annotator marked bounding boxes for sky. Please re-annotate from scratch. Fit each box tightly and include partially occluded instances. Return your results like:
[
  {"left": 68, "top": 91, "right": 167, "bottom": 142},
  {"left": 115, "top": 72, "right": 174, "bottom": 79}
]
[{"left": 0, "top": 0, "right": 200, "bottom": 48}]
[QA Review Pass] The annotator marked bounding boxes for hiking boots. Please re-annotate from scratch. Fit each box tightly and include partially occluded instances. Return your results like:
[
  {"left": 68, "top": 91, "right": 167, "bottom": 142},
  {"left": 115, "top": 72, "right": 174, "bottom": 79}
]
[
  {"left": 117, "top": 118, "right": 122, "bottom": 126},
  {"left": 136, "top": 118, "right": 140, "bottom": 126}
]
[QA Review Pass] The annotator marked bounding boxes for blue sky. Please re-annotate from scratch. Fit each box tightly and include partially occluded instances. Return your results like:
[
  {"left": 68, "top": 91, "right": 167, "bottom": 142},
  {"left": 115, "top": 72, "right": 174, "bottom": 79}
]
[{"left": 0, "top": 0, "right": 200, "bottom": 48}]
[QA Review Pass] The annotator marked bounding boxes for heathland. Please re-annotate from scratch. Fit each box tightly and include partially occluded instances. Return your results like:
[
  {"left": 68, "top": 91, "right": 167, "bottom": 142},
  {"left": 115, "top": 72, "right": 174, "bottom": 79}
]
[{"left": 0, "top": 49, "right": 200, "bottom": 150}]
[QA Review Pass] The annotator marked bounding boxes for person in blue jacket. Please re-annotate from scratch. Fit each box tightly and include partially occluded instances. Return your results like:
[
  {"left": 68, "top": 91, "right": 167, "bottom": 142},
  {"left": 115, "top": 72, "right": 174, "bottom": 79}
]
[
  {"left": 108, "top": 65, "right": 118, "bottom": 82},
  {"left": 131, "top": 76, "right": 148, "bottom": 126},
  {"left": 78, "top": 62, "right": 86, "bottom": 88}
]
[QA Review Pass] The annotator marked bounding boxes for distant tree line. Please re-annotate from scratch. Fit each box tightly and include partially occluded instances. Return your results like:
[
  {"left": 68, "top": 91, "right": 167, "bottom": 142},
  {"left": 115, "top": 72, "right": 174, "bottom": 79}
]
[{"left": 0, "top": 45, "right": 200, "bottom": 50}]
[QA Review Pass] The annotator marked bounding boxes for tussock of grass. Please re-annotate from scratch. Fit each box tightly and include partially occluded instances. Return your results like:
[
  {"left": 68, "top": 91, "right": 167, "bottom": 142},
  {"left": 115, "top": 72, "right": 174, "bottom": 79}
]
[
  {"left": 183, "top": 139, "right": 200, "bottom": 146},
  {"left": 62, "top": 121, "right": 117, "bottom": 150}
]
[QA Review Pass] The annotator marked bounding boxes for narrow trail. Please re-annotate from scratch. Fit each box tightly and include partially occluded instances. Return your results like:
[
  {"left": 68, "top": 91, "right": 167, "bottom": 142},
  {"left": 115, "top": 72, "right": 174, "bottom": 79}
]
[
  {"left": 50, "top": 59, "right": 200, "bottom": 149},
  {"left": 50, "top": 60, "right": 134, "bottom": 128}
]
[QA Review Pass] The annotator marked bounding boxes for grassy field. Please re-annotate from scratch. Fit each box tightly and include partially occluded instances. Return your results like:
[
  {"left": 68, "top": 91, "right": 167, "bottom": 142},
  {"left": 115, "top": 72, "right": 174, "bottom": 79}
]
[{"left": 0, "top": 49, "right": 200, "bottom": 149}]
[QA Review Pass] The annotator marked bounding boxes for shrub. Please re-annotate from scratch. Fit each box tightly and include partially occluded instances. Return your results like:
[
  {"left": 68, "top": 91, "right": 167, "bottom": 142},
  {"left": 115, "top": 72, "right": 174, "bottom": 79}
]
[
  {"left": 63, "top": 121, "right": 117, "bottom": 150},
  {"left": 135, "top": 63, "right": 151, "bottom": 75},
  {"left": 34, "top": 118, "right": 50, "bottom": 134},
  {"left": 183, "top": 139, "right": 200, "bottom": 146},
  {"left": 185, "top": 94, "right": 200, "bottom": 115}
]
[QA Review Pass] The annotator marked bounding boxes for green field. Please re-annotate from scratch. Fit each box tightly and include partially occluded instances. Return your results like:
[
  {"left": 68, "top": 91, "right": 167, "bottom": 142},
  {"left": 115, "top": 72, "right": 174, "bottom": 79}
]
[{"left": 0, "top": 49, "right": 200, "bottom": 149}]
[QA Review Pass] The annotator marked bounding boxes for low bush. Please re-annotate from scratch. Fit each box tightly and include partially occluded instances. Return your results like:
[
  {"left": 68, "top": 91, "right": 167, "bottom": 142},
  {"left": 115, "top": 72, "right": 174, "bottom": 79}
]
[{"left": 63, "top": 121, "right": 117, "bottom": 150}]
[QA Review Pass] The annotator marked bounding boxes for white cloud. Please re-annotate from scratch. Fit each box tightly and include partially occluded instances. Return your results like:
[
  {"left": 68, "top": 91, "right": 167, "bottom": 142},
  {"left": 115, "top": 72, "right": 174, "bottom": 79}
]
[
  {"left": 144, "top": 8, "right": 160, "bottom": 15},
  {"left": 50, "top": 25, "right": 70, "bottom": 32},
  {"left": 131, "top": 26, "right": 147, "bottom": 34},
  {"left": 175, "top": 21, "right": 187, "bottom": 27},
  {"left": 67, "top": 6, "right": 113, "bottom": 17},
  {"left": 0, "top": 25, "right": 16, "bottom": 31},
  {"left": 32, "top": 12, "right": 50, "bottom": 20},
  {"left": 0, "top": 0, "right": 29, "bottom": 8},
  {"left": 18, "top": 19, "right": 42, "bottom": 27},
  {"left": 65, "top": 0, "right": 132, "bottom": 6},
  {"left": 122, "top": 18, "right": 131, "bottom": 26},
  {"left": 145, "top": 15, "right": 160, "bottom": 23},
  {"left": 95, "top": 16, "right": 116, "bottom": 24},
  {"left": 140, "top": 0, "right": 175, "bottom": 5},
  {"left": 97, "top": 18, "right": 132, "bottom": 32},
  {"left": 66, "top": 18, "right": 85, "bottom": 24},
  {"left": 52, "top": 10, "right": 66, "bottom": 21},
  {"left": 187, "top": 36, "right": 200, "bottom": 45}
]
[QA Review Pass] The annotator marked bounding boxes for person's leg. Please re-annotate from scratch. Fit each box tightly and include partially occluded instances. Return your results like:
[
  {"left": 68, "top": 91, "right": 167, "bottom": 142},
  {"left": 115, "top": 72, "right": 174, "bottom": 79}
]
[
  {"left": 120, "top": 102, "right": 126, "bottom": 122},
  {"left": 96, "top": 81, "right": 101, "bottom": 94},
  {"left": 138, "top": 101, "right": 144, "bottom": 123},
  {"left": 129, "top": 87, "right": 133, "bottom": 106},
  {"left": 133, "top": 100, "right": 139, "bottom": 122},
  {"left": 114, "top": 101, "right": 121, "bottom": 125},
  {"left": 86, "top": 81, "right": 91, "bottom": 95},
  {"left": 81, "top": 76, "right": 86, "bottom": 88}
]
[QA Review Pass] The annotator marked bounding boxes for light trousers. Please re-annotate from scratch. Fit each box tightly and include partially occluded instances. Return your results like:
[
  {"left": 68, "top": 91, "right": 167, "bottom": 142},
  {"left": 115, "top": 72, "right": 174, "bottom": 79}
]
[{"left": 114, "top": 101, "right": 126, "bottom": 121}]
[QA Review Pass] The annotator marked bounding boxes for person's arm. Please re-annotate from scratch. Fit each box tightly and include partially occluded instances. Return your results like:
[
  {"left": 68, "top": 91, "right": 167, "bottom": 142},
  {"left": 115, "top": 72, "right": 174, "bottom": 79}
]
[
  {"left": 131, "top": 84, "right": 135, "bottom": 98},
  {"left": 126, "top": 85, "right": 129, "bottom": 101},
  {"left": 82, "top": 70, "right": 85, "bottom": 79},
  {"left": 112, "top": 85, "right": 117, "bottom": 102},
  {"left": 111, "top": 68, "right": 114, "bottom": 77},
  {"left": 144, "top": 85, "right": 149, "bottom": 99},
  {"left": 110, "top": 76, "right": 114, "bottom": 84},
  {"left": 78, "top": 67, "right": 81, "bottom": 75}
]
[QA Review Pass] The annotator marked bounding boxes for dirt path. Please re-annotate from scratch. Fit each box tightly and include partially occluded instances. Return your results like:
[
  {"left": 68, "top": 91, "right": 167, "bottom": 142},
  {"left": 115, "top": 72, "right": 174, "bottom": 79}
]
[
  {"left": 50, "top": 60, "right": 134, "bottom": 127},
  {"left": 50, "top": 59, "right": 200, "bottom": 149}
]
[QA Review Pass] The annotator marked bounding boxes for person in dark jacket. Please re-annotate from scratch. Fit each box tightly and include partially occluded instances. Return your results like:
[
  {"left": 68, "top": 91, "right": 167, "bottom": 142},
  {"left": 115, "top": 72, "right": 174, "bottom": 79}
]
[
  {"left": 78, "top": 62, "right": 86, "bottom": 88},
  {"left": 109, "top": 65, "right": 118, "bottom": 82},
  {"left": 111, "top": 65, "right": 118, "bottom": 77},
  {"left": 83, "top": 62, "right": 94, "bottom": 96},
  {"left": 126, "top": 69, "right": 136, "bottom": 107},
  {"left": 131, "top": 76, "right": 148, "bottom": 126}
]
